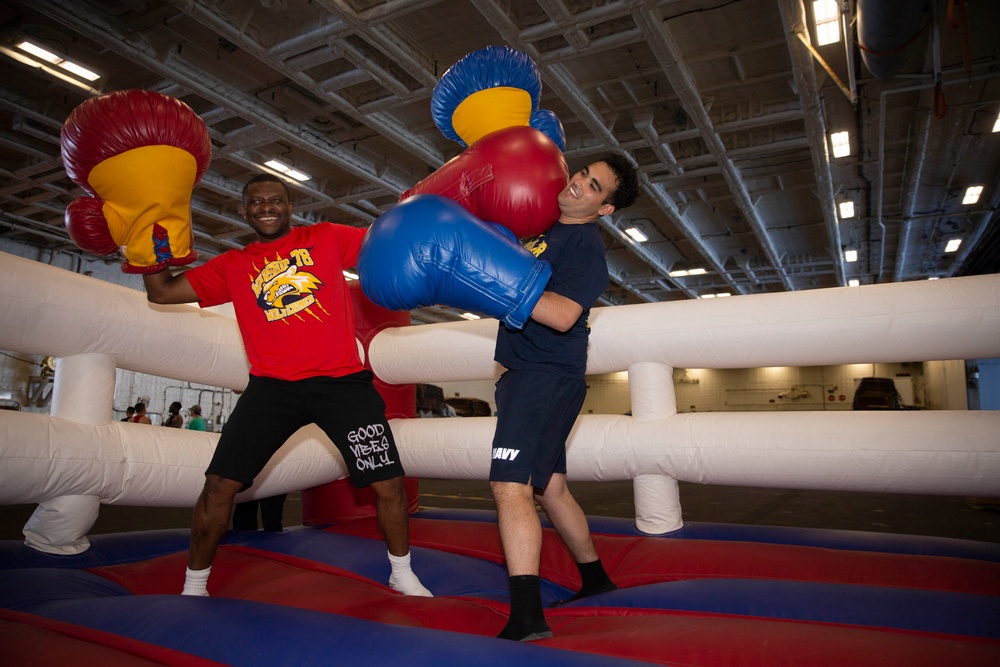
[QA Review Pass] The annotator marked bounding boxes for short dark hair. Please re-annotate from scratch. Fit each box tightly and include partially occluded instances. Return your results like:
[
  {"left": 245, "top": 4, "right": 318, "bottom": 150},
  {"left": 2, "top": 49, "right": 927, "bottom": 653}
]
[
  {"left": 600, "top": 153, "right": 639, "bottom": 211},
  {"left": 242, "top": 173, "right": 290, "bottom": 201}
]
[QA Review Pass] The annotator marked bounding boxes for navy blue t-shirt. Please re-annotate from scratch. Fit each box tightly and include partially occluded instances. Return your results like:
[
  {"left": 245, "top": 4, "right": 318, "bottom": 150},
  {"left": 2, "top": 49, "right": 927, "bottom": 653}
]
[{"left": 495, "top": 221, "right": 608, "bottom": 378}]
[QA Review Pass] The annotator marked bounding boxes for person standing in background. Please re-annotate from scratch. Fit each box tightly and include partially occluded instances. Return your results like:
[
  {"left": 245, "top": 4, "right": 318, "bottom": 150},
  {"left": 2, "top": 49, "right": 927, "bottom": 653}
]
[
  {"left": 186, "top": 405, "right": 207, "bottom": 431},
  {"left": 130, "top": 402, "right": 152, "bottom": 425},
  {"left": 164, "top": 401, "right": 184, "bottom": 428},
  {"left": 233, "top": 495, "right": 288, "bottom": 533}
]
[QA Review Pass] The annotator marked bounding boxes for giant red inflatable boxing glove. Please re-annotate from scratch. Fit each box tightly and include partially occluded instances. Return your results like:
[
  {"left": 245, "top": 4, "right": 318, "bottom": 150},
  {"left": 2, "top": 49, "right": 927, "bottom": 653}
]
[
  {"left": 60, "top": 90, "right": 211, "bottom": 274},
  {"left": 400, "top": 126, "right": 567, "bottom": 240}
]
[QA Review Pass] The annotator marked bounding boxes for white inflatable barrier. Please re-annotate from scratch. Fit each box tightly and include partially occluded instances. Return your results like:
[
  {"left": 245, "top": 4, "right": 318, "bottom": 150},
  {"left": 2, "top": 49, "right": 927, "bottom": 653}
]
[
  {"left": 369, "top": 275, "right": 1000, "bottom": 382},
  {"left": 1, "top": 250, "right": 999, "bottom": 551}
]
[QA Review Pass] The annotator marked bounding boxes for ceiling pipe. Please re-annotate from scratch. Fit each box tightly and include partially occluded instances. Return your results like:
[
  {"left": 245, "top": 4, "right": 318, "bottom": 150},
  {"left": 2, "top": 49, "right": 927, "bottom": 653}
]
[
  {"left": 877, "top": 69, "right": 1000, "bottom": 280},
  {"left": 889, "top": 0, "right": 941, "bottom": 281},
  {"left": 1, "top": 211, "right": 79, "bottom": 246},
  {"left": 891, "top": 91, "right": 933, "bottom": 282},
  {"left": 777, "top": 0, "right": 846, "bottom": 286},
  {"left": 840, "top": 0, "right": 858, "bottom": 101},
  {"left": 857, "top": 0, "right": 925, "bottom": 81}
]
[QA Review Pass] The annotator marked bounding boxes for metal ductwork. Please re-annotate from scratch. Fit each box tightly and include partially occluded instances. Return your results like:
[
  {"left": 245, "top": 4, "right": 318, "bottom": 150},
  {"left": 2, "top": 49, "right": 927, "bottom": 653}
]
[{"left": 857, "top": 0, "right": 926, "bottom": 81}]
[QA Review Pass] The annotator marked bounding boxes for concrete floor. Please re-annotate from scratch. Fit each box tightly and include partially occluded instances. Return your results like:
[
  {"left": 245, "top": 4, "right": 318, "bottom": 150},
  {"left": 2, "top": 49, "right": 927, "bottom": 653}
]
[{"left": 2, "top": 479, "right": 997, "bottom": 543}]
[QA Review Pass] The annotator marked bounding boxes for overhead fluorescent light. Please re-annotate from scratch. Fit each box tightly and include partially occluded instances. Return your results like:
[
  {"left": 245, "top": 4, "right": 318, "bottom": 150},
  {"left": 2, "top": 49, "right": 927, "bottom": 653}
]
[
  {"left": 16, "top": 40, "right": 100, "bottom": 81},
  {"left": 17, "top": 40, "right": 61, "bottom": 63},
  {"left": 460, "top": 312, "right": 481, "bottom": 320},
  {"left": 944, "top": 238, "right": 962, "bottom": 253},
  {"left": 264, "top": 159, "right": 311, "bottom": 182},
  {"left": 2, "top": 43, "right": 100, "bottom": 93},
  {"left": 669, "top": 267, "right": 707, "bottom": 278},
  {"left": 342, "top": 270, "right": 358, "bottom": 281},
  {"left": 285, "top": 168, "right": 310, "bottom": 181},
  {"left": 844, "top": 248, "right": 858, "bottom": 262},
  {"left": 838, "top": 201, "right": 855, "bottom": 219},
  {"left": 60, "top": 60, "right": 101, "bottom": 81},
  {"left": 624, "top": 226, "right": 648, "bottom": 243},
  {"left": 699, "top": 292, "right": 730, "bottom": 299},
  {"left": 962, "top": 185, "right": 982, "bottom": 205},
  {"left": 847, "top": 279, "right": 860, "bottom": 287},
  {"left": 830, "top": 131, "right": 850, "bottom": 158},
  {"left": 812, "top": 0, "right": 841, "bottom": 46}
]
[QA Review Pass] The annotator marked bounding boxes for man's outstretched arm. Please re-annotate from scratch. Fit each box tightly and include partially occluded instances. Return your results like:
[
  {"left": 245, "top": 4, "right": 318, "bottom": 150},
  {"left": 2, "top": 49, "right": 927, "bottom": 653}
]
[{"left": 143, "top": 268, "right": 199, "bottom": 305}]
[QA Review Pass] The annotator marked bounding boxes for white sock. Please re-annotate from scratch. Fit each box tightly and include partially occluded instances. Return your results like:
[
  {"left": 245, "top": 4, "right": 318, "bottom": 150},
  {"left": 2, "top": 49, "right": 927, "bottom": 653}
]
[
  {"left": 387, "top": 551, "right": 432, "bottom": 597},
  {"left": 181, "top": 566, "right": 211, "bottom": 596}
]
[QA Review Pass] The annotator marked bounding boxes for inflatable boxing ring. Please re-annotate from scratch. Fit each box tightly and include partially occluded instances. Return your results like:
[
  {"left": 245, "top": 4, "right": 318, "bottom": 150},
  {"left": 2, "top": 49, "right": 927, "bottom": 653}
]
[{"left": 1, "top": 251, "right": 999, "bottom": 666}]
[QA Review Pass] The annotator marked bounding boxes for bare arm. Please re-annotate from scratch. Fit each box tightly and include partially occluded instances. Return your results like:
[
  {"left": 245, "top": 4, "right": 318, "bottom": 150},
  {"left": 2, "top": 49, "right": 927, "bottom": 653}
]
[
  {"left": 142, "top": 269, "right": 199, "bottom": 304},
  {"left": 529, "top": 291, "right": 583, "bottom": 333}
]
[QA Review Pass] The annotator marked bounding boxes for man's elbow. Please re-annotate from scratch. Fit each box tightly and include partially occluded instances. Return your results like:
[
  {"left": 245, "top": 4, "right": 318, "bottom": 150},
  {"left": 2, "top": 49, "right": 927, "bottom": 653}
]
[
  {"left": 551, "top": 314, "right": 577, "bottom": 333},
  {"left": 145, "top": 288, "right": 186, "bottom": 305}
]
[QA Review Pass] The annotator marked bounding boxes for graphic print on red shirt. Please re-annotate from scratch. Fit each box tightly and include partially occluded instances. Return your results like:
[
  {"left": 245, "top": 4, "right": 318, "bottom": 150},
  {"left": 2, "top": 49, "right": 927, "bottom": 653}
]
[{"left": 251, "top": 246, "right": 325, "bottom": 322}]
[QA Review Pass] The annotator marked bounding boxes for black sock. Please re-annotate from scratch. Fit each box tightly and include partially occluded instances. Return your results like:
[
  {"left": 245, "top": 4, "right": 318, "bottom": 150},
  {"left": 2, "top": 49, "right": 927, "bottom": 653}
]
[
  {"left": 551, "top": 559, "right": 617, "bottom": 607},
  {"left": 497, "top": 575, "right": 552, "bottom": 641},
  {"left": 578, "top": 558, "right": 617, "bottom": 596}
]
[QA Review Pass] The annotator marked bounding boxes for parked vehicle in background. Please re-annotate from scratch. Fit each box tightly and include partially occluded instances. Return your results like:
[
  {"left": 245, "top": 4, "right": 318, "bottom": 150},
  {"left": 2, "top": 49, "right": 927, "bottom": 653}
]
[
  {"left": 445, "top": 397, "right": 492, "bottom": 417},
  {"left": 852, "top": 377, "right": 904, "bottom": 410}
]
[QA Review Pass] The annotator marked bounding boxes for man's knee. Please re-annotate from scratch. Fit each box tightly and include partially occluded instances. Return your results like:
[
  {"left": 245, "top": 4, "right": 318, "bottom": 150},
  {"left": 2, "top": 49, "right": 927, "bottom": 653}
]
[
  {"left": 371, "top": 476, "right": 405, "bottom": 502},
  {"left": 491, "top": 480, "right": 533, "bottom": 504},
  {"left": 201, "top": 475, "right": 242, "bottom": 506}
]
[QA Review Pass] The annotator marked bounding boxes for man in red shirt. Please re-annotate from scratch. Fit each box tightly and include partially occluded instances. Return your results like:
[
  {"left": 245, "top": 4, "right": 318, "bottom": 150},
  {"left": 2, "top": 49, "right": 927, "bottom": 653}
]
[{"left": 143, "top": 174, "right": 430, "bottom": 597}]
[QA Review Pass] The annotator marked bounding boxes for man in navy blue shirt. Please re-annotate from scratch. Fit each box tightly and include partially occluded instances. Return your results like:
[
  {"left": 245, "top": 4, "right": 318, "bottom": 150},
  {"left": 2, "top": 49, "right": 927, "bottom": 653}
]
[{"left": 491, "top": 153, "right": 639, "bottom": 641}]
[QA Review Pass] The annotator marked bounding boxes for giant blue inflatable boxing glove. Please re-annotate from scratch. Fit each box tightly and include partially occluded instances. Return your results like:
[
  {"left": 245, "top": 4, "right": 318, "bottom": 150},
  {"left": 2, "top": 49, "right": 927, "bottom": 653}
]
[{"left": 358, "top": 194, "right": 551, "bottom": 330}]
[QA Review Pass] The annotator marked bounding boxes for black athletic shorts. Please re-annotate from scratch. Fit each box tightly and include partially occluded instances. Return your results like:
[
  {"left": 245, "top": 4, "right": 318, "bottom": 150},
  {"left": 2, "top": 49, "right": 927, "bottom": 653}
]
[
  {"left": 489, "top": 368, "right": 586, "bottom": 490},
  {"left": 206, "top": 370, "right": 405, "bottom": 490}
]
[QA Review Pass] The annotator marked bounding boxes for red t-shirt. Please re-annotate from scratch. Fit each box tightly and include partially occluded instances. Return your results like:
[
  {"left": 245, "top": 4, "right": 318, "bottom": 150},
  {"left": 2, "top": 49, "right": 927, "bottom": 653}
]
[{"left": 185, "top": 223, "right": 366, "bottom": 381}]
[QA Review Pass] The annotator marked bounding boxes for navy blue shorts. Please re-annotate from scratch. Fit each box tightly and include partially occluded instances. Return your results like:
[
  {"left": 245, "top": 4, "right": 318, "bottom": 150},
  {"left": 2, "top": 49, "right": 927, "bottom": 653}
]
[
  {"left": 206, "top": 370, "right": 405, "bottom": 490},
  {"left": 489, "top": 369, "right": 586, "bottom": 490}
]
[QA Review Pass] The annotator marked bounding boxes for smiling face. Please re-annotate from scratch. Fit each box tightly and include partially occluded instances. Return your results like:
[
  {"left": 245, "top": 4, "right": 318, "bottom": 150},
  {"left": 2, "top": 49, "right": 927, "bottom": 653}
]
[
  {"left": 240, "top": 180, "right": 292, "bottom": 242},
  {"left": 557, "top": 161, "right": 618, "bottom": 224}
]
